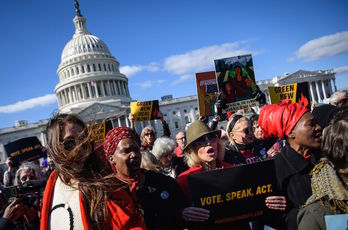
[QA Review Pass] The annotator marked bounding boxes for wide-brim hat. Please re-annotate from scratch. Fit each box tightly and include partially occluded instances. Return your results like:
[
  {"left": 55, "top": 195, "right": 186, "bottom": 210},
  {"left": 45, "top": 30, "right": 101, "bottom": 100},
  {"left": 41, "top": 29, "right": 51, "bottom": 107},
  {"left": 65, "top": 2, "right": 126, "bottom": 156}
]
[{"left": 183, "top": 120, "right": 221, "bottom": 153}]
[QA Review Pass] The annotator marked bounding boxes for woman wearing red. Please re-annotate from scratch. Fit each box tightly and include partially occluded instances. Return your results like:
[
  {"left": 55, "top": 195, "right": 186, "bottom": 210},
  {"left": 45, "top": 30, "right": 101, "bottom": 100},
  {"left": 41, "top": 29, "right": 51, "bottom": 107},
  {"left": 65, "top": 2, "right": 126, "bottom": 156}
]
[
  {"left": 176, "top": 120, "right": 249, "bottom": 229},
  {"left": 41, "top": 114, "right": 146, "bottom": 230}
]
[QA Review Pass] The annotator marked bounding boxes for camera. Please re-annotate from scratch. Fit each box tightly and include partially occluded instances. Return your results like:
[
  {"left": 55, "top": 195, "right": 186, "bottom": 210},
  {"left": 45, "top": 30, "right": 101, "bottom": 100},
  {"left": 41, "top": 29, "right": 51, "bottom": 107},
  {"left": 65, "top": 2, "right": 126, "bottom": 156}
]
[{"left": 0, "top": 180, "right": 46, "bottom": 207}]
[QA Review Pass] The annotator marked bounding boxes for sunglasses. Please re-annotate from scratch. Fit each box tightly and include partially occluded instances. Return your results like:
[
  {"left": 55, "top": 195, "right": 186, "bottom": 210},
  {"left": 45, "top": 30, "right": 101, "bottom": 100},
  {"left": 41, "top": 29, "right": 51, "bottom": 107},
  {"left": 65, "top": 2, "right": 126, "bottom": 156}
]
[
  {"left": 61, "top": 135, "right": 92, "bottom": 151},
  {"left": 194, "top": 134, "right": 218, "bottom": 147},
  {"left": 236, "top": 128, "right": 252, "bottom": 135},
  {"left": 145, "top": 132, "right": 154, "bottom": 136},
  {"left": 20, "top": 175, "right": 36, "bottom": 182}
]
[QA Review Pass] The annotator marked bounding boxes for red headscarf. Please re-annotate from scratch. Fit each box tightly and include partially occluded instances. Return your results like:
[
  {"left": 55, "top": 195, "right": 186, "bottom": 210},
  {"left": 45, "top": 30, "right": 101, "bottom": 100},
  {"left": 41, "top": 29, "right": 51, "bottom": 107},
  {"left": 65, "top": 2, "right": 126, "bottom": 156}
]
[
  {"left": 104, "top": 127, "right": 140, "bottom": 158},
  {"left": 258, "top": 100, "right": 308, "bottom": 139}
]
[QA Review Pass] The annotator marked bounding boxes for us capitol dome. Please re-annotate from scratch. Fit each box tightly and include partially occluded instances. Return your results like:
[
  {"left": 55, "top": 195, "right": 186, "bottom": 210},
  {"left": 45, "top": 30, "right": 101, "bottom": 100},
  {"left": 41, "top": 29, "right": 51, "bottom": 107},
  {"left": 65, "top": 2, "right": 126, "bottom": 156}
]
[{"left": 55, "top": 1, "right": 131, "bottom": 124}]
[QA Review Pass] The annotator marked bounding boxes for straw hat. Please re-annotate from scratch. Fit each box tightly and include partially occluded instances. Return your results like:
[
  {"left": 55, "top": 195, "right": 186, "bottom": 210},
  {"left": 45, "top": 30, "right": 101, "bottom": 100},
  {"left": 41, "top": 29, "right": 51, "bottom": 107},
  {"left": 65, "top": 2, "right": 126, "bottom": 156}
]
[{"left": 183, "top": 120, "right": 221, "bottom": 153}]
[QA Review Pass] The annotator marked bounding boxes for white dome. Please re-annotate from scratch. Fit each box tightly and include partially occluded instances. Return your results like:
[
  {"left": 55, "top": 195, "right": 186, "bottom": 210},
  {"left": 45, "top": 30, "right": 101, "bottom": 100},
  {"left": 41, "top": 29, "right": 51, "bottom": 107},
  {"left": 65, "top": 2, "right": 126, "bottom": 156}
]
[
  {"left": 61, "top": 34, "right": 111, "bottom": 62},
  {"left": 55, "top": 7, "right": 131, "bottom": 114}
]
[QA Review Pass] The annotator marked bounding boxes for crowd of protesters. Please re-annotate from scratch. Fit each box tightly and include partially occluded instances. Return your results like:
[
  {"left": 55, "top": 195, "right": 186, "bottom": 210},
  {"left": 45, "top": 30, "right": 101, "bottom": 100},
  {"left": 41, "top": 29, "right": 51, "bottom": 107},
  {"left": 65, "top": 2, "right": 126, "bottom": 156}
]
[{"left": 0, "top": 90, "right": 346, "bottom": 230}]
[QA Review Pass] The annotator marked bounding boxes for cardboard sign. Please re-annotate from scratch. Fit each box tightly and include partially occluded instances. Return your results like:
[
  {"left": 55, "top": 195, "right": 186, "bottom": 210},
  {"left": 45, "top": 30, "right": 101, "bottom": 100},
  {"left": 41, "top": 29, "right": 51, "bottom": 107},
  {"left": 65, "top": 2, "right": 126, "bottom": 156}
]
[
  {"left": 91, "top": 121, "right": 106, "bottom": 144},
  {"left": 196, "top": 71, "right": 219, "bottom": 117},
  {"left": 269, "top": 82, "right": 311, "bottom": 110},
  {"left": 4, "top": 136, "right": 46, "bottom": 164},
  {"left": 214, "top": 54, "right": 259, "bottom": 112},
  {"left": 131, "top": 100, "right": 160, "bottom": 121},
  {"left": 188, "top": 160, "right": 278, "bottom": 224}
]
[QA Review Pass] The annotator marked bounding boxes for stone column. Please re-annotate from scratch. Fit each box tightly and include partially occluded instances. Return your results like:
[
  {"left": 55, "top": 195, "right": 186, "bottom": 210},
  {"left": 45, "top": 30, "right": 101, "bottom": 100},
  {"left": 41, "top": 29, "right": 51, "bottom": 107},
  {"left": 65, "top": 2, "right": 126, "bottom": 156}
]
[
  {"left": 333, "top": 79, "right": 337, "bottom": 92},
  {"left": 101, "top": 81, "right": 106, "bottom": 97},
  {"left": 309, "top": 81, "right": 315, "bottom": 103},
  {"left": 107, "top": 80, "right": 112, "bottom": 96},
  {"left": 87, "top": 82, "right": 92, "bottom": 99},
  {"left": 81, "top": 84, "right": 86, "bottom": 100},
  {"left": 321, "top": 80, "right": 327, "bottom": 99},
  {"left": 118, "top": 118, "right": 121, "bottom": 127},
  {"left": 68, "top": 88, "right": 73, "bottom": 103},
  {"left": 315, "top": 81, "right": 321, "bottom": 102},
  {"left": 125, "top": 115, "right": 129, "bottom": 127},
  {"left": 94, "top": 82, "right": 99, "bottom": 98},
  {"left": 115, "top": 81, "right": 120, "bottom": 95},
  {"left": 56, "top": 94, "right": 61, "bottom": 107},
  {"left": 117, "top": 81, "right": 122, "bottom": 96},
  {"left": 74, "top": 85, "right": 78, "bottom": 101}
]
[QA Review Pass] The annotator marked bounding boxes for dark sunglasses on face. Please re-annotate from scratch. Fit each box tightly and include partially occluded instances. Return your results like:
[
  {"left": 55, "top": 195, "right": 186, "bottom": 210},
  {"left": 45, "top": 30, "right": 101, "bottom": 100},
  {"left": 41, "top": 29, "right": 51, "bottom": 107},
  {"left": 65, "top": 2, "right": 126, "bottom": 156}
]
[
  {"left": 61, "top": 136, "right": 92, "bottom": 151},
  {"left": 145, "top": 132, "right": 154, "bottom": 136},
  {"left": 194, "top": 134, "right": 218, "bottom": 147},
  {"left": 20, "top": 175, "right": 35, "bottom": 182},
  {"left": 62, "top": 138, "right": 77, "bottom": 151}
]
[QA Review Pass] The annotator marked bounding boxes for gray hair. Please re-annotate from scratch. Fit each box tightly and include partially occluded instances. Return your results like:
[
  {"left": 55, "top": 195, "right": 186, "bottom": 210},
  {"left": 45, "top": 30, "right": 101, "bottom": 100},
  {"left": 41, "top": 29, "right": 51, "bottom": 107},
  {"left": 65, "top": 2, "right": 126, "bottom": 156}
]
[
  {"left": 152, "top": 137, "right": 176, "bottom": 160},
  {"left": 329, "top": 91, "right": 346, "bottom": 105},
  {"left": 14, "top": 162, "right": 41, "bottom": 186}
]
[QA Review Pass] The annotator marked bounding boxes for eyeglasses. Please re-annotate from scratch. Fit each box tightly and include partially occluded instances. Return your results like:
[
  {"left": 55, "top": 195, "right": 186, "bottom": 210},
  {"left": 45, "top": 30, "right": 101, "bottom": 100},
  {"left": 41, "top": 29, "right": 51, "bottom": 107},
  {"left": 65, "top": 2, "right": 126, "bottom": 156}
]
[
  {"left": 61, "top": 135, "right": 92, "bottom": 151},
  {"left": 194, "top": 134, "right": 218, "bottom": 147},
  {"left": 145, "top": 132, "right": 154, "bottom": 136},
  {"left": 236, "top": 128, "right": 252, "bottom": 135},
  {"left": 61, "top": 138, "right": 77, "bottom": 151},
  {"left": 20, "top": 175, "right": 36, "bottom": 182},
  {"left": 176, "top": 137, "right": 186, "bottom": 141}
]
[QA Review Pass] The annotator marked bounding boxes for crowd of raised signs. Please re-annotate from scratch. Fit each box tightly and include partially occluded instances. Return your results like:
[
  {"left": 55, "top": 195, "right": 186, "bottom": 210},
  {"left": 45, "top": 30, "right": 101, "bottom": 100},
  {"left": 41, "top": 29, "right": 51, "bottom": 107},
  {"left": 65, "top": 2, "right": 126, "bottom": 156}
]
[{"left": 0, "top": 90, "right": 347, "bottom": 230}]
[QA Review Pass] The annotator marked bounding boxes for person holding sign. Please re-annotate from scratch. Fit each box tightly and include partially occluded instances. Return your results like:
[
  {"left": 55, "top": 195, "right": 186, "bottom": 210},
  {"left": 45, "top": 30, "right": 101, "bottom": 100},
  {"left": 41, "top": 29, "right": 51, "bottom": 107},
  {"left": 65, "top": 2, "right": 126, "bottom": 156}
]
[
  {"left": 258, "top": 100, "right": 322, "bottom": 230},
  {"left": 128, "top": 112, "right": 171, "bottom": 152},
  {"left": 176, "top": 120, "right": 250, "bottom": 229},
  {"left": 42, "top": 114, "right": 146, "bottom": 229}
]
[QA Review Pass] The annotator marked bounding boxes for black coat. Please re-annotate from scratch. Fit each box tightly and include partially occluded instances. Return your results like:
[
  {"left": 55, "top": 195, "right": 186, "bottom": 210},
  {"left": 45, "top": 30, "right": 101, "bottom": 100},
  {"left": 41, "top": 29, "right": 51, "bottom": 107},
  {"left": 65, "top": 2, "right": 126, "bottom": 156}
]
[
  {"left": 272, "top": 142, "right": 320, "bottom": 230},
  {"left": 137, "top": 170, "right": 188, "bottom": 230}
]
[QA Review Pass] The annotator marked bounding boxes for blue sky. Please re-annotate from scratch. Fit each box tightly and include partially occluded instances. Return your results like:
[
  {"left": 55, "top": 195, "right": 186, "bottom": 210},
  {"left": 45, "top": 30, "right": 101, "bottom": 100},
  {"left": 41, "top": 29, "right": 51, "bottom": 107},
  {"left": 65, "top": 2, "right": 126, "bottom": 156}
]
[{"left": 0, "top": 0, "right": 347, "bottom": 129}]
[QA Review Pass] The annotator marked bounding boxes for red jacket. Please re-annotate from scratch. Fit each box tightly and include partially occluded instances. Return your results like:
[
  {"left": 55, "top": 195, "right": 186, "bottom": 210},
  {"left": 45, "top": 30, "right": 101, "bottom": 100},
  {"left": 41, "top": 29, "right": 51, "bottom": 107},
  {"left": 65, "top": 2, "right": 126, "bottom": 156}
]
[{"left": 40, "top": 170, "right": 147, "bottom": 230}]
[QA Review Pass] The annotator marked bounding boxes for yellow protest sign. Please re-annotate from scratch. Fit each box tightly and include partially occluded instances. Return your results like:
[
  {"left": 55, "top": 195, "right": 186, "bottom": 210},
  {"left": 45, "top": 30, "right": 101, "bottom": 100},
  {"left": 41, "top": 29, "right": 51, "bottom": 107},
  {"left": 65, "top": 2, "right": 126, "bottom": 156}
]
[
  {"left": 269, "top": 83, "right": 298, "bottom": 103},
  {"left": 92, "top": 121, "right": 106, "bottom": 144},
  {"left": 131, "top": 100, "right": 160, "bottom": 121}
]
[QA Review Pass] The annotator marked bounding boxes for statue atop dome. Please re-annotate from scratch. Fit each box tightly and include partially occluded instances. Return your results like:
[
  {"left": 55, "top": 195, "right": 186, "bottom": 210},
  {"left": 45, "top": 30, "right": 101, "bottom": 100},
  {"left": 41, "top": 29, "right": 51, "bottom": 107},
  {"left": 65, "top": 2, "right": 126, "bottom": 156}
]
[{"left": 74, "top": 0, "right": 82, "bottom": 16}]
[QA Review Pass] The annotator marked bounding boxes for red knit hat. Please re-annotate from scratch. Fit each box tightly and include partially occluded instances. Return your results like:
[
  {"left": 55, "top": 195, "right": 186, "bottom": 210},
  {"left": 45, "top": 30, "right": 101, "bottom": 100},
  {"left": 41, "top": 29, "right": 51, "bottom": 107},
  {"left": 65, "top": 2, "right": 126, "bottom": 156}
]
[
  {"left": 104, "top": 127, "right": 140, "bottom": 158},
  {"left": 258, "top": 100, "right": 308, "bottom": 139}
]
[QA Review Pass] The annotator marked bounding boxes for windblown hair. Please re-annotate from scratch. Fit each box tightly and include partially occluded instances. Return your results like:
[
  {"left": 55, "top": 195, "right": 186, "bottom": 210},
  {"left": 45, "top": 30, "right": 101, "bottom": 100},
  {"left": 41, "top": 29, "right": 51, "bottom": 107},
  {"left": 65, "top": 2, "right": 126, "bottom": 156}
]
[
  {"left": 321, "top": 110, "right": 348, "bottom": 170},
  {"left": 140, "top": 126, "right": 156, "bottom": 145},
  {"left": 152, "top": 137, "right": 176, "bottom": 160},
  {"left": 226, "top": 116, "right": 249, "bottom": 145},
  {"left": 46, "top": 113, "right": 124, "bottom": 229}
]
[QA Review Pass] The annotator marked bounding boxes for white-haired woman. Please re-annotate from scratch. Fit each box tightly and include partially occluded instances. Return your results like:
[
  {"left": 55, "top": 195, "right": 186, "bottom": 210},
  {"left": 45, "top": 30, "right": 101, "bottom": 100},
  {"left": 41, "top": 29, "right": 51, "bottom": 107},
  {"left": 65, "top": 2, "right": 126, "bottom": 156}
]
[
  {"left": 152, "top": 137, "right": 177, "bottom": 178},
  {"left": 14, "top": 162, "right": 42, "bottom": 186}
]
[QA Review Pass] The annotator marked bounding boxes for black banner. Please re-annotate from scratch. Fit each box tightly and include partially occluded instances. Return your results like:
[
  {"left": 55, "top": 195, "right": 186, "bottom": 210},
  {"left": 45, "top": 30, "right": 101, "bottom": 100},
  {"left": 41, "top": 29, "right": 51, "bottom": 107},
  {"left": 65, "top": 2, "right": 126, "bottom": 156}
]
[
  {"left": 4, "top": 136, "right": 46, "bottom": 164},
  {"left": 188, "top": 160, "right": 278, "bottom": 224}
]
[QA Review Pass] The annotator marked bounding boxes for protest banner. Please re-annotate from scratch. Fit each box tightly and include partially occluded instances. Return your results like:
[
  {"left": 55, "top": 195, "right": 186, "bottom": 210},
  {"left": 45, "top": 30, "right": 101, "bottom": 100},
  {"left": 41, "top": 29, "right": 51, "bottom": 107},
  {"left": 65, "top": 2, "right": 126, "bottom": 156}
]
[
  {"left": 131, "top": 100, "right": 160, "bottom": 121},
  {"left": 188, "top": 160, "right": 278, "bottom": 224},
  {"left": 269, "top": 82, "right": 311, "bottom": 110},
  {"left": 91, "top": 121, "right": 106, "bottom": 144},
  {"left": 196, "top": 71, "right": 219, "bottom": 117},
  {"left": 4, "top": 136, "right": 46, "bottom": 164},
  {"left": 214, "top": 54, "right": 259, "bottom": 112}
]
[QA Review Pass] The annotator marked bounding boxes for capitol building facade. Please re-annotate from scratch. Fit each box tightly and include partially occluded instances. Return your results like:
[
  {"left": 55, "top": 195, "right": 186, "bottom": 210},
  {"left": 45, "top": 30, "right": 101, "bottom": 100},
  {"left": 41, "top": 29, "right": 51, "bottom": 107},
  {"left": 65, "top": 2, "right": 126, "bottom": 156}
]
[{"left": 0, "top": 4, "right": 340, "bottom": 163}]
